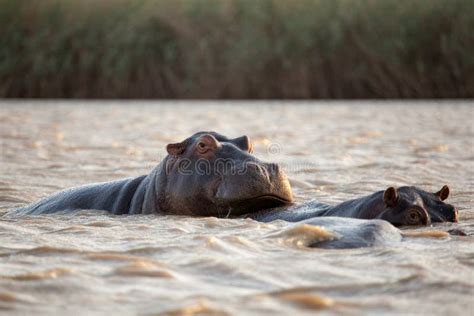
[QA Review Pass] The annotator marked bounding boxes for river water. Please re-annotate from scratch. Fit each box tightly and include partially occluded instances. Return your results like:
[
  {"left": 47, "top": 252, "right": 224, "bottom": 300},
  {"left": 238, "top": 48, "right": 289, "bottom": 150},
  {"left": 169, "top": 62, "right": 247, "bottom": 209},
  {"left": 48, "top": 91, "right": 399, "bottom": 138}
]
[{"left": 0, "top": 101, "right": 473, "bottom": 315}]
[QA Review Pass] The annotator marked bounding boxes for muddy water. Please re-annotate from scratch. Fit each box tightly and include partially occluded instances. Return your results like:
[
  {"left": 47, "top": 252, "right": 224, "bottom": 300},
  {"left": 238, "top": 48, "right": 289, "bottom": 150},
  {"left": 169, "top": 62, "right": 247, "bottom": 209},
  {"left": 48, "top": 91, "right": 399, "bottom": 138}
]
[{"left": 0, "top": 101, "right": 473, "bottom": 315}]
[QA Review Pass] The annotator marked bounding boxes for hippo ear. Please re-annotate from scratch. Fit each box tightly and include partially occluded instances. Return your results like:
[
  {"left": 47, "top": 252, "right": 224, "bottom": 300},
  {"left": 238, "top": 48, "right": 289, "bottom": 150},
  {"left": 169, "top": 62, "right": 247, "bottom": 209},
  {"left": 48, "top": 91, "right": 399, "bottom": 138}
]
[
  {"left": 435, "top": 185, "right": 450, "bottom": 201},
  {"left": 383, "top": 187, "right": 398, "bottom": 207},
  {"left": 166, "top": 140, "right": 188, "bottom": 156},
  {"left": 232, "top": 135, "right": 253, "bottom": 153}
]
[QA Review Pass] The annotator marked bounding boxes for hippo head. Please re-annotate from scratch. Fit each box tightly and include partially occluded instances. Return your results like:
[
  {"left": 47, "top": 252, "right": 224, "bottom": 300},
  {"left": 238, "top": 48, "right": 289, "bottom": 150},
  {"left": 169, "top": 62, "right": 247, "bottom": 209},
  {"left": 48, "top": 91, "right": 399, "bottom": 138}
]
[
  {"left": 377, "top": 185, "right": 458, "bottom": 226},
  {"left": 417, "top": 185, "right": 458, "bottom": 223},
  {"left": 159, "top": 132, "right": 293, "bottom": 217}
]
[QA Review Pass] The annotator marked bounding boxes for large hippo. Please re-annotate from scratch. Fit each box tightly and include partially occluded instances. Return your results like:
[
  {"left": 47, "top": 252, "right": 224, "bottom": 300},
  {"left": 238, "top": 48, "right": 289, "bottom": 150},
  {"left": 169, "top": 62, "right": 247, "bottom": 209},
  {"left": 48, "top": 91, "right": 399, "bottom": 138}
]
[
  {"left": 249, "top": 185, "right": 458, "bottom": 226},
  {"left": 14, "top": 132, "right": 293, "bottom": 216}
]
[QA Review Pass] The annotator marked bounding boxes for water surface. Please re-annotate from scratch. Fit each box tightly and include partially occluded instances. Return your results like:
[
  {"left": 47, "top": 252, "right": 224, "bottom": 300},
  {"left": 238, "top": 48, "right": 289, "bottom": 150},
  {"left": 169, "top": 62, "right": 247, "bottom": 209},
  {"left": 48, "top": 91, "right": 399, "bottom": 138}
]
[{"left": 1, "top": 101, "right": 473, "bottom": 315}]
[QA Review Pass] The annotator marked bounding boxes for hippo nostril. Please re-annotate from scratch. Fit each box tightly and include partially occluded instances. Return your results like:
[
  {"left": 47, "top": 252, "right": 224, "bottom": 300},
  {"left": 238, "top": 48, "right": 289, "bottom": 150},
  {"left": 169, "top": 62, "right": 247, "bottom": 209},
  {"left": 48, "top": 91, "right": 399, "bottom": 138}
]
[
  {"left": 243, "top": 162, "right": 268, "bottom": 178},
  {"left": 244, "top": 162, "right": 258, "bottom": 172},
  {"left": 266, "top": 163, "right": 280, "bottom": 174}
]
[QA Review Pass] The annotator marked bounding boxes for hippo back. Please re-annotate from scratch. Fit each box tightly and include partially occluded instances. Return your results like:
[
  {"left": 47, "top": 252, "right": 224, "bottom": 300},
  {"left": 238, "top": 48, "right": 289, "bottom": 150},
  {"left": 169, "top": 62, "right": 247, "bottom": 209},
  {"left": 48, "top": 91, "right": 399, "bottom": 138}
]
[
  {"left": 247, "top": 199, "right": 331, "bottom": 222},
  {"left": 12, "top": 176, "right": 146, "bottom": 215},
  {"left": 302, "top": 217, "right": 402, "bottom": 248}
]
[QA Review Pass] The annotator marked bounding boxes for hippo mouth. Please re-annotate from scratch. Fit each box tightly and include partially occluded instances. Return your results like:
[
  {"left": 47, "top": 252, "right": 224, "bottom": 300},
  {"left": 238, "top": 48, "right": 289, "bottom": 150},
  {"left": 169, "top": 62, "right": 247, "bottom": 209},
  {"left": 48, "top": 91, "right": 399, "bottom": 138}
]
[{"left": 225, "top": 194, "right": 292, "bottom": 216}]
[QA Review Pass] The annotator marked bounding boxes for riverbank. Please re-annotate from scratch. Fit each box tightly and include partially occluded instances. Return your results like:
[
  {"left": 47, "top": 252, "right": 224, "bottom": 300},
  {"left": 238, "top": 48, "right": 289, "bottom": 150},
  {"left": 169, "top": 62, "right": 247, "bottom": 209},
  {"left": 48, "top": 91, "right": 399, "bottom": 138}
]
[{"left": 1, "top": 0, "right": 473, "bottom": 98}]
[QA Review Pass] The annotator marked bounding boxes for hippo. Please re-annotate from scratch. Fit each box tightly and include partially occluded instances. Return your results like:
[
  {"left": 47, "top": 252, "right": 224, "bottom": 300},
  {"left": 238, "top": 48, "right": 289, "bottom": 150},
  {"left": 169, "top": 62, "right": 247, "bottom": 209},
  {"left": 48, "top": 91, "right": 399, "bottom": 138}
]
[
  {"left": 12, "top": 131, "right": 458, "bottom": 226},
  {"left": 248, "top": 185, "right": 459, "bottom": 226},
  {"left": 10, "top": 132, "right": 460, "bottom": 249},
  {"left": 300, "top": 217, "right": 403, "bottom": 249},
  {"left": 13, "top": 132, "right": 293, "bottom": 216}
]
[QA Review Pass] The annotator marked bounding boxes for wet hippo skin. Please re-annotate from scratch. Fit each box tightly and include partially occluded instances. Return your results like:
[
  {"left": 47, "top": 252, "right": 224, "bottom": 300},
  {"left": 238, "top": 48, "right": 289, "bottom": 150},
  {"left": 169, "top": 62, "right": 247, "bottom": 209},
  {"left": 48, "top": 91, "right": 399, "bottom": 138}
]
[
  {"left": 303, "top": 217, "right": 403, "bottom": 249},
  {"left": 14, "top": 132, "right": 293, "bottom": 216}
]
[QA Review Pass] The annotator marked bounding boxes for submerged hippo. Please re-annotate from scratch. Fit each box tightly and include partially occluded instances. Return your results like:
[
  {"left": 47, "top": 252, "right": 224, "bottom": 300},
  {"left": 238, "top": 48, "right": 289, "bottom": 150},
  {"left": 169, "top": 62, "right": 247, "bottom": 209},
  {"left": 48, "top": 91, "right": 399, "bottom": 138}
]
[
  {"left": 299, "top": 217, "right": 403, "bottom": 249},
  {"left": 14, "top": 132, "right": 293, "bottom": 216},
  {"left": 249, "top": 185, "right": 458, "bottom": 226}
]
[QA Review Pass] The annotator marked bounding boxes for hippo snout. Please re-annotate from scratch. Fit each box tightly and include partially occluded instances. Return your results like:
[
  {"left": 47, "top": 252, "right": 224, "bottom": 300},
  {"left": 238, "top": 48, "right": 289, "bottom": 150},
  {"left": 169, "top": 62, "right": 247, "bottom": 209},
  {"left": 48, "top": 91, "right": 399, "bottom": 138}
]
[
  {"left": 256, "top": 162, "right": 293, "bottom": 203},
  {"left": 451, "top": 207, "right": 459, "bottom": 223},
  {"left": 244, "top": 161, "right": 271, "bottom": 180},
  {"left": 266, "top": 163, "right": 283, "bottom": 179},
  {"left": 244, "top": 162, "right": 283, "bottom": 182},
  {"left": 268, "top": 164, "right": 293, "bottom": 201},
  {"left": 214, "top": 160, "right": 293, "bottom": 215}
]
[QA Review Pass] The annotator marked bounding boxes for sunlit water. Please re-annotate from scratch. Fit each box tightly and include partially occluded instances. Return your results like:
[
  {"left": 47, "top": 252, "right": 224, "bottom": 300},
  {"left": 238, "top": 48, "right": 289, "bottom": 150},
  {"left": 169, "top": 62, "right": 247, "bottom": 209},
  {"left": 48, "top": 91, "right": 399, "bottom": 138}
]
[{"left": 0, "top": 101, "right": 473, "bottom": 315}]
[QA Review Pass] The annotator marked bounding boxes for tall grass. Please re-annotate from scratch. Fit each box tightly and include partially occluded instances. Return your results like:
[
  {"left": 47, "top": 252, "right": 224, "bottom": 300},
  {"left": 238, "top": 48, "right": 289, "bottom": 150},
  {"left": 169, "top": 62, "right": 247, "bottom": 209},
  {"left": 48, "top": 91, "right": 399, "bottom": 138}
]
[{"left": 1, "top": 0, "right": 473, "bottom": 98}]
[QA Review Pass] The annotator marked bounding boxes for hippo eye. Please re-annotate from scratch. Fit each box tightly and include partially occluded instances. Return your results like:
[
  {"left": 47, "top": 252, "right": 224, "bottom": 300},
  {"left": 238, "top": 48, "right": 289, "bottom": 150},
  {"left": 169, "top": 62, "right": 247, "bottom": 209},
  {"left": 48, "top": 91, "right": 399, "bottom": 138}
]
[
  {"left": 197, "top": 142, "right": 208, "bottom": 153},
  {"left": 195, "top": 136, "right": 218, "bottom": 154},
  {"left": 405, "top": 207, "right": 428, "bottom": 226}
]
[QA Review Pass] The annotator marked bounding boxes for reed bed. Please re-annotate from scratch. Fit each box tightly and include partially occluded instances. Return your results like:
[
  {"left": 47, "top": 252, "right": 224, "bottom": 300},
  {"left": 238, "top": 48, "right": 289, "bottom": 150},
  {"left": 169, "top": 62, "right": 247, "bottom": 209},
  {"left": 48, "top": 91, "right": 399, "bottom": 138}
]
[{"left": 1, "top": 0, "right": 472, "bottom": 98}]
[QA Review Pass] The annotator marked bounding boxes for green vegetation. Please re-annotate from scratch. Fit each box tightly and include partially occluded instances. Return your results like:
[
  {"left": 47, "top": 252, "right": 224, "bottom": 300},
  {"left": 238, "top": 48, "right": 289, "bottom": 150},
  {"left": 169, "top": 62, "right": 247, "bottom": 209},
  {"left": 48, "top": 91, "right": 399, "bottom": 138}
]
[{"left": 1, "top": 0, "right": 473, "bottom": 98}]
